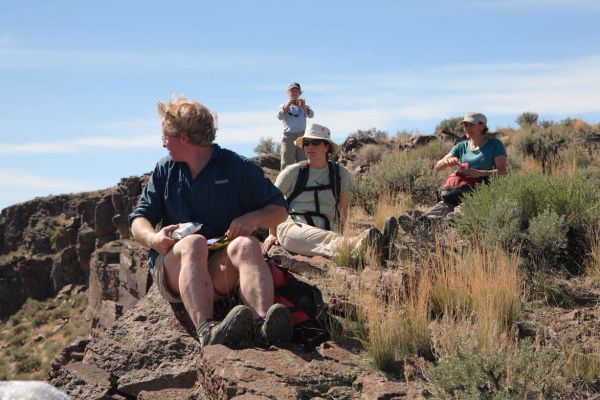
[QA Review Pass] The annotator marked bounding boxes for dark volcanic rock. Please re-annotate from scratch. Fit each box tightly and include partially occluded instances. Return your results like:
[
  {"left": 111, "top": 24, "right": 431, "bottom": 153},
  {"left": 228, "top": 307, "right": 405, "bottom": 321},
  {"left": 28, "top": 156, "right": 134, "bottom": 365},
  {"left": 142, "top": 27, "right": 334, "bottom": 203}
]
[
  {"left": 88, "top": 240, "right": 149, "bottom": 331},
  {"left": 51, "top": 246, "right": 84, "bottom": 292},
  {"left": 0, "top": 175, "right": 148, "bottom": 320},
  {"left": 51, "top": 286, "right": 200, "bottom": 398},
  {"left": 252, "top": 153, "right": 280, "bottom": 171},
  {"left": 52, "top": 277, "right": 422, "bottom": 399},
  {"left": 0, "top": 255, "right": 54, "bottom": 318}
]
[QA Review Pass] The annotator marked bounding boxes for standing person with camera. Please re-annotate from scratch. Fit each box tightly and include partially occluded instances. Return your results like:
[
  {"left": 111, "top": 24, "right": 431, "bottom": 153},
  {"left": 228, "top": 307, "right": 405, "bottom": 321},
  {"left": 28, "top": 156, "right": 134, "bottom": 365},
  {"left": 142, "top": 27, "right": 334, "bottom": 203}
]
[{"left": 277, "top": 82, "right": 314, "bottom": 170}]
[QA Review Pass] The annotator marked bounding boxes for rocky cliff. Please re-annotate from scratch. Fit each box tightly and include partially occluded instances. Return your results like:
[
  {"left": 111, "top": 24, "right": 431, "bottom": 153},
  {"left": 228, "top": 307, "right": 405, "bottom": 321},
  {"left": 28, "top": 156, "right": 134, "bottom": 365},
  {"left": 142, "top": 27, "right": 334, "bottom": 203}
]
[{"left": 0, "top": 176, "right": 148, "bottom": 319}]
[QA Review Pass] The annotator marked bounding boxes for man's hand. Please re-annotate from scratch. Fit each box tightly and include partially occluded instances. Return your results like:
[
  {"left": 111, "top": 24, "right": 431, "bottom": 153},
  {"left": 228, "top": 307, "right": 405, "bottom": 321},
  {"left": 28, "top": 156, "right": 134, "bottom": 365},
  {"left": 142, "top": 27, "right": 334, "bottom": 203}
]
[
  {"left": 262, "top": 234, "right": 279, "bottom": 255},
  {"left": 297, "top": 98, "right": 307, "bottom": 112},
  {"left": 226, "top": 214, "right": 257, "bottom": 239},
  {"left": 283, "top": 98, "right": 296, "bottom": 111},
  {"left": 150, "top": 224, "right": 179, "bottom": 256}
]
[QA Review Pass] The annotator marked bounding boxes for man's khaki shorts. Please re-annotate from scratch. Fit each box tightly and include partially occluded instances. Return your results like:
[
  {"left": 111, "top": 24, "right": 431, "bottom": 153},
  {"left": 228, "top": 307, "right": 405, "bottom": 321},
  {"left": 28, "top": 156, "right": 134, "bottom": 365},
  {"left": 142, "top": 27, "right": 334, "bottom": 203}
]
[
  {"left": 152, "top": 252, "right": 232, "bottom": 304},
  {"left": 152, "top": 254, "right": 182, "bottom": 303}
]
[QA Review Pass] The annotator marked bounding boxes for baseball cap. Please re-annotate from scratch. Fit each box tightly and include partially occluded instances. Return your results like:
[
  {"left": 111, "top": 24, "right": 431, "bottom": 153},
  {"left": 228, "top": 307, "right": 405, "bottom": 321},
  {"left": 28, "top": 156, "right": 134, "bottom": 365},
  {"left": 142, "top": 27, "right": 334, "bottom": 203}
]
[
  {"left": 462, "top": 112, "right": 487, "bottom": 126},
  {"left": 287, "top": 82, "right": 301, "bottom": 91}
]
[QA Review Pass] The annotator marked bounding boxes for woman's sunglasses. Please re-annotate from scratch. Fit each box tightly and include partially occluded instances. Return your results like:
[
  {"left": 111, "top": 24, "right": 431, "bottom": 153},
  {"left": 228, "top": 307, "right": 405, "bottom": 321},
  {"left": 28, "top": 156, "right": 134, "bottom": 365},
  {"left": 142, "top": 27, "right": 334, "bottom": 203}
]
[{"left": 302, "top": 139, "right": 325, "bottom": 147}]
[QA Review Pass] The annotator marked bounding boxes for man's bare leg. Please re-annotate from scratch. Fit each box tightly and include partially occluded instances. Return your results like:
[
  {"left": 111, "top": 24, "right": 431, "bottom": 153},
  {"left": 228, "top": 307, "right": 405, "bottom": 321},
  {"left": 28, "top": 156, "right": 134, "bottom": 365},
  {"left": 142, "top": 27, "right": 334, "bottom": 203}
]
[
  {"left": 163, "top": 234, "right": 213, "bottom": 328},
  {"left": 210, "top": 236, "right": 274, "bottom": 319}
]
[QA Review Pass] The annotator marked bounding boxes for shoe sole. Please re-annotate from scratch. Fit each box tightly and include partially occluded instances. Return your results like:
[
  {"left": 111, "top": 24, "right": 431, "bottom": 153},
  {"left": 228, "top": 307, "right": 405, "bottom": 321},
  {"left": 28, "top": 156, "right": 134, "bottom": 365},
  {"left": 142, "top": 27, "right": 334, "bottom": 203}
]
[
  {"left": 262, "top": 304, "right": 293, "bottom": 344},
  {"left": 210, "top": 305, "right": 253, "bottom": 346}
]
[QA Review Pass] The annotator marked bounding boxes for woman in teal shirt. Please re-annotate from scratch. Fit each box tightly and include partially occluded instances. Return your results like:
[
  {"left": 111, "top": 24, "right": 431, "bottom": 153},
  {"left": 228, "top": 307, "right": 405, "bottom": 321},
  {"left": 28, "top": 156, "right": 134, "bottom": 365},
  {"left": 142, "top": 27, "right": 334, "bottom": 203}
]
[
  {"left": 400, "top": 112, "right": 507, "bottom": 232},
  {"left": 436, "top": 112, "right": 507, "bottom": 177}
]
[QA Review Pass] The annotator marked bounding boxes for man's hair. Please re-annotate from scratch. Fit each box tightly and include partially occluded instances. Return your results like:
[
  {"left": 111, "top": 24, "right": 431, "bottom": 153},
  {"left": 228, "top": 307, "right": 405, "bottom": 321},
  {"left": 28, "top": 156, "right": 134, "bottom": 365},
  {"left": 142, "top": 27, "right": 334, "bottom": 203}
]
[{"left": 157, "top": 95, "right": 217, "bottom": 146}]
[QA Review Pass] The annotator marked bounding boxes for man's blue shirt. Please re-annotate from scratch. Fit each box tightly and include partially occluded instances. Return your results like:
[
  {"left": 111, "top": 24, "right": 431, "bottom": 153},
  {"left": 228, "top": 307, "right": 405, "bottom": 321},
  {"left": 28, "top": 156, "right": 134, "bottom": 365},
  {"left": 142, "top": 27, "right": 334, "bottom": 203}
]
[{"left": 128, "top": 144, "right": 286, "bottom": 271}]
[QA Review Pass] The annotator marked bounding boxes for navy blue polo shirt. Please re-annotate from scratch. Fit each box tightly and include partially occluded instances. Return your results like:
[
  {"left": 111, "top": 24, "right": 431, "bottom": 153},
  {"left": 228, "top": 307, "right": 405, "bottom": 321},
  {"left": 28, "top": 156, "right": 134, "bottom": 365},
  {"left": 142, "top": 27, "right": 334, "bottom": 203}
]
[{"left": 128, "top": 144, "right": 286, "bottom": 272}]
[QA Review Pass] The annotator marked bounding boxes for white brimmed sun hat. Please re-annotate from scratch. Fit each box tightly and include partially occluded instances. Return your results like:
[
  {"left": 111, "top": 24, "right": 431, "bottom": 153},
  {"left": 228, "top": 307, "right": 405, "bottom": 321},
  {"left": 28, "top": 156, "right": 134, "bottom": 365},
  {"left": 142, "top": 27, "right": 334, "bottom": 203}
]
[{"left": 295, "top": 123, "right": 337, "bottom": 152}]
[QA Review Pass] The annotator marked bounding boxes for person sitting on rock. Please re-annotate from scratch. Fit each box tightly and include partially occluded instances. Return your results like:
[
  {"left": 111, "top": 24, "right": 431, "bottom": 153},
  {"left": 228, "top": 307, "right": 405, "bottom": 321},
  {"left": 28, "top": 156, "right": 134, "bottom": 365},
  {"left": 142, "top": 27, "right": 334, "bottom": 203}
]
[
  {"left": 129, "top": 95, "right": 292, "bottom": 349},
  {"left": 262, "top": 123, "right": 398, "bottom": 261},
  {"left": 399, "top": 112, "right": 507, "bottom": 232}
]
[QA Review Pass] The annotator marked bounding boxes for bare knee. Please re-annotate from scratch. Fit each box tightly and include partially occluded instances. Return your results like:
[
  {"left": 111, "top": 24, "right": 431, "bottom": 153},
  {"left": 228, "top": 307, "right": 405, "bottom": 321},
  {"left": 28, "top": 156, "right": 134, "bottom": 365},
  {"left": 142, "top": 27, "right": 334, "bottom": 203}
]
[
  {"left": 227, "top": 236, "right": 262, "bottom": 265},
  {"left": 173, "top": 234, "right": 209, "bottom": 260}
]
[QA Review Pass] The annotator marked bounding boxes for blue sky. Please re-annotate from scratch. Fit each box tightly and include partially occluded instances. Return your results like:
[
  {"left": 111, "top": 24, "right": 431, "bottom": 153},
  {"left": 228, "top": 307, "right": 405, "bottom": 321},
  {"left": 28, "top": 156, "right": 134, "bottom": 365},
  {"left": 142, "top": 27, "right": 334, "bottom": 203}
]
[{"left": 1, "top": 0, "right": 600, "bottom": 211}]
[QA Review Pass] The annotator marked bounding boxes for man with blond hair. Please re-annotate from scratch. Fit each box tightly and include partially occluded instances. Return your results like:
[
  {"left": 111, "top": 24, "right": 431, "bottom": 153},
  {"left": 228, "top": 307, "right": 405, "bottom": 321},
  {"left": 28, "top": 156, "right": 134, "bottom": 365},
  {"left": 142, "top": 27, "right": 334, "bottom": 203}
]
[{"left": 129, "top": 95, "right": 292, "bottom": 348}]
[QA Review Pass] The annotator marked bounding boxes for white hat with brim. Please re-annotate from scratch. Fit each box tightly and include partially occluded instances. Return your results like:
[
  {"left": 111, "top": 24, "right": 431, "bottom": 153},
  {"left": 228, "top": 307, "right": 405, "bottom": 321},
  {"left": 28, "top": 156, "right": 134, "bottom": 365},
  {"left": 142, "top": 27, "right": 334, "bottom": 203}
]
[
  {"left": 462, "top": 112, "right": 487, "bottom": 126},
  {"left": 295, "top": 123, "right": 337, "bottom": 152}
]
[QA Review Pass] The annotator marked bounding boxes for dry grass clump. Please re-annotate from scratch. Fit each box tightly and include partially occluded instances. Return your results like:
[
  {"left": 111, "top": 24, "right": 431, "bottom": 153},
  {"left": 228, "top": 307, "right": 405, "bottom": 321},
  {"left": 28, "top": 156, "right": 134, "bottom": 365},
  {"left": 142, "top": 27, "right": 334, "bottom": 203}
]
[
  {"left": 348, "top": 266, "right": 431, "bottom": 372},
  {"left": 427, "top": 239, "right": 522, "bottom": 350},
  {"left": 586, "top": 222, "right": 600, "bottom": 283},
  {"left": 372, "top": 191, "right": 413, "bottom": 232},
  {"left": 333, "top": 237, "right": 522, "bottom": 373},
  {"left": 355, "top": 143, "right": 387, "bottom": 165}
]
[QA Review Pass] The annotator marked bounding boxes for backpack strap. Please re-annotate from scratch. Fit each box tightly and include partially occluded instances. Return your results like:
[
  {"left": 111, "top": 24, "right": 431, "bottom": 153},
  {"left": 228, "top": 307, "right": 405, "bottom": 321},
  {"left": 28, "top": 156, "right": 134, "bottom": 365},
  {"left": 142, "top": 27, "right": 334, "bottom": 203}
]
[
  {"left": 286, "top": 161, "right": 310, "bottom": 208},
  {"left": 286, "top": 160, "right": 342, "bottom": 231},
  {"left": 327, "top": 161, "right": 341, "bottom": 231}
]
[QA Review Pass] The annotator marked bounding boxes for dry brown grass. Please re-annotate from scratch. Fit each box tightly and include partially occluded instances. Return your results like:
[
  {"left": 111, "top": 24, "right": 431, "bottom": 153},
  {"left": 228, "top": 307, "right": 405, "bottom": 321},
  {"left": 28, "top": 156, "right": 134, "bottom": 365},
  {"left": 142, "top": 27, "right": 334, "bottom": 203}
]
[
  {"left": 586, "top": 222, "right": 600, "bottom": 283},
  {"left": 563, "top": 343, "right": 600, "bottom": 383},
  {"left": 372, "top": 191, "right": 413, "bottom": 231},
  {"left": 520, "top": 156, "right": 543, "bottom": 174},
  {"left": 332, "top": 235, "right": 523, "bottom": 371}
]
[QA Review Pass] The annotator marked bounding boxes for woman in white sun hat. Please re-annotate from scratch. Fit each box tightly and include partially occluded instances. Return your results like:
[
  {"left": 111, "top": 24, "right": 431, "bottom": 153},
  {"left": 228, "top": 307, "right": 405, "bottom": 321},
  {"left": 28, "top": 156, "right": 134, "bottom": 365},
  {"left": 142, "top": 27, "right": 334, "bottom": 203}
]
[{"left": 262, "top": 123, "right": 397, "bottom": 260}]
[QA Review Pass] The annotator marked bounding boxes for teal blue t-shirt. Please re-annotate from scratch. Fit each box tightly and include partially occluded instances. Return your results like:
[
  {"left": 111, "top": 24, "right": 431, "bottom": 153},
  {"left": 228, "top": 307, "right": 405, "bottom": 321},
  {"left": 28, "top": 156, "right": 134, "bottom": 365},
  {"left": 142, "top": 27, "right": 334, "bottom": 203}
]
[{"left": 450, "top": 138, "right": 507, "bottom": 170}]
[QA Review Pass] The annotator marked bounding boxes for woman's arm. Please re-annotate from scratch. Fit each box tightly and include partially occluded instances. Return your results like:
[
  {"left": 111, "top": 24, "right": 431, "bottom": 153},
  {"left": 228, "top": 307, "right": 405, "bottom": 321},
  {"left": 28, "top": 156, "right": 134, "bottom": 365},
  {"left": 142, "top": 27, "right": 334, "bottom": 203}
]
[
  {"left": 338, "top": 191, "right": 349, "bottom": 231},
  {"left": 435, "top": 153, "right": 461, "bottom": 171},
  {"left": 462, "top": 155, "right": 508, "bottom": 178}
]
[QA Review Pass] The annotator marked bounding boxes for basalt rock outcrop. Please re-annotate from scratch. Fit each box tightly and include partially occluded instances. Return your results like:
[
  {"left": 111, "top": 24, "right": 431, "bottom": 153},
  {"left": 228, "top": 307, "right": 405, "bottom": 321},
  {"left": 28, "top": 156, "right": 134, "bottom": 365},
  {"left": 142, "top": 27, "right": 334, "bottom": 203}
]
[
  {"left": 0, "top": 175, "right": 148, "bottom": 319},
  {"left": 50, "top": 283, "right": 426, "bottom": 399}
]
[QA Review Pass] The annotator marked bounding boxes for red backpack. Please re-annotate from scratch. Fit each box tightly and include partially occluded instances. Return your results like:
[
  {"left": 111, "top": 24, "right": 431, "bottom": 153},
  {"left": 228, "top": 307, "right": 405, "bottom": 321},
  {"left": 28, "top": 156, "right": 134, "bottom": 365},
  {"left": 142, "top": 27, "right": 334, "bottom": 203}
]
[{"left": 266, "top": 257, "right": 331, "bottom": 350}]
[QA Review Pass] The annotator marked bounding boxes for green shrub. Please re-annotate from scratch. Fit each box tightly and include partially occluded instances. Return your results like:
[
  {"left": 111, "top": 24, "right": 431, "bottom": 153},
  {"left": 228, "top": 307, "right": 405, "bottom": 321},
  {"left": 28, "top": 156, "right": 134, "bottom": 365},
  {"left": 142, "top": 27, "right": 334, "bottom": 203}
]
[
  {"left": 253, "top": 137, "right": 280, "bottom": 155},
  {"left": 435, "top": 116, "right": 464, "bottom": 138},
  {"left": 32, "top": 311, "right": 50, "bottom": 327},
  {"left": 527, "top": 208, "right": 568, "bottom": 265},
  {"left": 516, "top": 111, "right": 539, "bottom": 128},
  {"left": 0, "top": 358, "right": 10, "bottom": 380},
  {"left": 482, "top": 197, "right": 523, "bottom": 250},
  {"left": 14, "top": 355, "right": 41, "bottom": 374},
  {"left": 348, "top": 128, "right": 389, "bottom": 141},
  {"left": 368, "top": 149, "right": 439, "bottom": 194},
  {"left": 21, "top": 298, "right": 44, "bottom": 319},
  {"left": 356, "top": 143, "right": 386, "bottom": 165},
  {"left": 515, "top": 125, "right": 570, "bottom": 173},
  {"left": 7, "top": 332, "right": 28, "bottom": 348},
  {"left": 428, "top": 340, "right": 569, "bottom": 399},
  {"left": 458, "top": 172, "right": 600, "bottom": 270}
]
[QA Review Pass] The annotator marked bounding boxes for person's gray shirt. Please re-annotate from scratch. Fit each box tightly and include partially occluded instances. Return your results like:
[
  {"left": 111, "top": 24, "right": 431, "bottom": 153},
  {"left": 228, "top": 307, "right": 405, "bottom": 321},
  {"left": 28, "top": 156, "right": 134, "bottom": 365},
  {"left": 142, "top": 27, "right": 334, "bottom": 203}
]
[{"left": 277, "top": 104, "right": 314, "bottom": 134}]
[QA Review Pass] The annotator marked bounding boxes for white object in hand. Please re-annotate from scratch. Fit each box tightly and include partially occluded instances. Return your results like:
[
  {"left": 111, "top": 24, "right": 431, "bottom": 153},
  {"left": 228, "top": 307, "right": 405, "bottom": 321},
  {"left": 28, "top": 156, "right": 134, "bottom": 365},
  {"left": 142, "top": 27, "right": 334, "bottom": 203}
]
[{"left": 171, "top": 222, "right": 203, "bottom": 240}]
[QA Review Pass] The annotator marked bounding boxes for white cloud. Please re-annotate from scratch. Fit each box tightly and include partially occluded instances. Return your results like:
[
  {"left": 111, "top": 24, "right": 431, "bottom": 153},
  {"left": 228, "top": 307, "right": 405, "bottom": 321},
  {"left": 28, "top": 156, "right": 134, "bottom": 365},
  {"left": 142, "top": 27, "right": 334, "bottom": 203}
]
[
  {"left": 2, "top": 54, "right": 600, "bottom": 153},
  {"left": 0, "top": 134, "right": 159, "bottom": 154},
  {"left": 0, "top": 169, "right": 97, "bottom": 192},
  {"left": 0, "top": 48, "right": 292, "bottom": 70},
  {"left": 0, "top": 169, "right": 103, "bottom": 211}
]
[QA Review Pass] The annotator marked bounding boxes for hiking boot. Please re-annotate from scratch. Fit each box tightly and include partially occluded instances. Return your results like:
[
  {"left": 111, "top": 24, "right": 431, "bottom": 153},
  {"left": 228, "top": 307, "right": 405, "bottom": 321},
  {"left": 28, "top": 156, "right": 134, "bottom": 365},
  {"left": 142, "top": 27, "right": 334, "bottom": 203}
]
[
  {"left": 255, "top": 303, "right": 293, "bottom": 347},
  {"left": 364, "top": 227, "right": 386, "bottom": 262},
  {"left": 196, "top": 305, "right": 253, "bottom": 349},
  {"left": 382, "top": 216, "right": 398, "bottom": 259},
  {"left": 383, "top": 216, "right": 398, "bottom": 243},
  {"left": 398, "top": 214, "right": 416, "bottom": 233}
]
